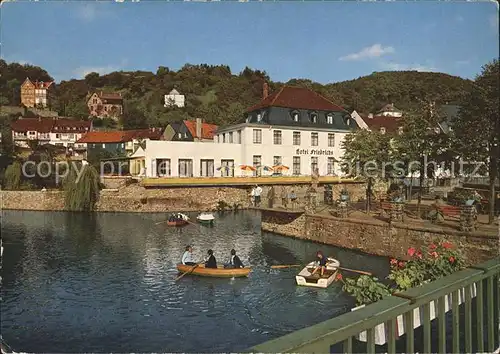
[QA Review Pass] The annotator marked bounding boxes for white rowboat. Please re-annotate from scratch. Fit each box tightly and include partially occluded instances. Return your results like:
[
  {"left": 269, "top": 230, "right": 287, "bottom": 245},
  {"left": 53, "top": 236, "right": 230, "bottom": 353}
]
[{"left": 295, "top": 257, "right": 340, "bottom": 289}]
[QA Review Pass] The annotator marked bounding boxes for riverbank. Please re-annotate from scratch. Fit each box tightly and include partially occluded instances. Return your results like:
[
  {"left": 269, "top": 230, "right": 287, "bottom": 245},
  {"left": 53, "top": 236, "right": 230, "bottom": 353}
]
[
  {"left": 0, "top": 182, "right": 366, "bottom": 213},
  {"left": 260, "top": 210, "right": 499, "bottom": 265}
]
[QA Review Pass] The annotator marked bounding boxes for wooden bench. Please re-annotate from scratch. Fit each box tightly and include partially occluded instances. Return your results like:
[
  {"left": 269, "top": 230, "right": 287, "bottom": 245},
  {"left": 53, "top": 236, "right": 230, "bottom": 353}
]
[{"left": 380, "top": 201, "right": 393, "bottom": 212}]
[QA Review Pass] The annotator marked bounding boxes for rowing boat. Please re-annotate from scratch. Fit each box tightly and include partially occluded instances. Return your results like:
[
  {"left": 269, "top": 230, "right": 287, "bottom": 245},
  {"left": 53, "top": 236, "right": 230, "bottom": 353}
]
[
  {"left": 196, "top": 212, "right": 215, "bottom": 226},
  {"left": 166, "top": 213, "right": 189, "bottom": 226},
  {"left": 295, "top": 257, "right": 340, "bottom": 288},
  {"left": 176, "top": 264, "right": 251, "bottom": 278}
]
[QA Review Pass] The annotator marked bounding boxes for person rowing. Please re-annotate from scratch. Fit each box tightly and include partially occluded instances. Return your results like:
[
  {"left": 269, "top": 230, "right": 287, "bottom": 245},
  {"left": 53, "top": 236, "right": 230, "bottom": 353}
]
[
  {"left": 181, "top": 245, "right": 197, "bottom": 266},
  {"left": 310, "top": 251, "right": 328, "bottom": 277},
  {"left": 205, "top": 249, "right": 217, "bottom": 269}
]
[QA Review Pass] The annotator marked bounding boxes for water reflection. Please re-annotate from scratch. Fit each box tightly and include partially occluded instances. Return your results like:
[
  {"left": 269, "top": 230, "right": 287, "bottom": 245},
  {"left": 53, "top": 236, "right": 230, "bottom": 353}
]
[{"left": 1, "top": 210, "right": 388, "bottom": 353}]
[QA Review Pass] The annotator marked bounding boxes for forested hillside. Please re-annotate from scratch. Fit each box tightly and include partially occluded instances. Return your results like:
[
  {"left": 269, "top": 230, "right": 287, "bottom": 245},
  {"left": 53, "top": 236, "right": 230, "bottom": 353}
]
[{"left": 0, "top": 59, "right": 475, "bottom": 129}]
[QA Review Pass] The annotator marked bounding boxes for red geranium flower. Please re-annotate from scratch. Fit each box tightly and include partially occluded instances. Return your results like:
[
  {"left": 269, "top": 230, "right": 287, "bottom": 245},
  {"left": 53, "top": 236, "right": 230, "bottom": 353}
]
[
  {"left": 390, "top": 258, "right": 398, "bottom": 265},
  {"left": 407, "top": 247, "right": 416, "bottom": 257},
  {"left": 429, "top": 244, "right": 437, "bottom": 250},
  {"left": 336, "top": 273, "right": 343, "bottom": 281},
  {"left": 398, "top": 261, "right": 405, "bottom": 268},
  {"left": 416, "top": 251, "right": 423, "bottom": 259},
  {"left": 442, "top": 242, "right": 453, "bottom": 249},
  {"left": 449, "top": 256, "right": 455, "bottom": 263},
  {"left": 429, "top": 251, "right": 439, "bottom": 258}
]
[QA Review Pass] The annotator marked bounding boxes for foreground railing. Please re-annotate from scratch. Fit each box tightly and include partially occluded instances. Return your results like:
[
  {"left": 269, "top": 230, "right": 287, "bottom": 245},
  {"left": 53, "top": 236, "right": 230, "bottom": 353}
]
[{"left": 248, "top": 257, "right": 500, "bottom": 353}]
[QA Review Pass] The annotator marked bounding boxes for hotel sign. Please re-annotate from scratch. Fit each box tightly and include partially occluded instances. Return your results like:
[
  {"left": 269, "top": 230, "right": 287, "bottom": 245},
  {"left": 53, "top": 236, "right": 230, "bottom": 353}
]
[{"left": 296, "top": 149, "right": 335, "bottom": 156}]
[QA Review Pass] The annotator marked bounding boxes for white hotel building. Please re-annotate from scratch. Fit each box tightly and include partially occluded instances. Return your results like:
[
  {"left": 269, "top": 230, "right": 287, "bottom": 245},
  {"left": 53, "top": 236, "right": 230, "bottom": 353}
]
[{"left": 141, "top": 85, "right": 358, "bottom": 178}]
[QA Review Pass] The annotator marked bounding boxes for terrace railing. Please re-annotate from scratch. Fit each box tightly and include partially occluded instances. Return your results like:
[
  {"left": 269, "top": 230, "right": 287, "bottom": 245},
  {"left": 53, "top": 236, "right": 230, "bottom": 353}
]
[{"left": 248, "top": 257, "right": 500, "bottom": 353}]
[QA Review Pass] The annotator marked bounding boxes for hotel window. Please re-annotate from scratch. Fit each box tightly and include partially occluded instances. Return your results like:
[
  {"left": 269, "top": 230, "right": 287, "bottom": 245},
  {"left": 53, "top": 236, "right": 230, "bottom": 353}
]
[
  {"left": 327, "top": 114, "right": 334, "bottom": 124},
  {"left": 291, "top": 111, "right": 300, "bottom": 122},
  {"left": 257, "top": 113, "right": 262, "bottom": 122},
  {"left": 328, "top": 133, "right": 335, "bottom": 147},
  {"left": 311, "top": 157, "right": 318, "bottom": 174},
  {"left": 273, "top": 156, "right": 282, "bottom": 166},
  {"left": 344, "top": 117, "right": 352, "bottom": 126},
  {"left": 178, "top": 133, "right": 182, "bottom": 139},
  {"left": 273, "top": 130, "right": 282, "bottom": 145},
  {"left": 293, "top": 131, "right": 301, "bottom": 145},
  {"left": 221, "top": 159, "right": 234, "bottom": 177},
  {"left": 237, "top": 130, "right": 242, "bottom": 144},
  {"left": 200, "top": 159, "right": 214, "bottom": 177},
  {"left": 253, "top": 155, "right": 262, "bottom": 177},
  {"left": 178, "top": 159, "right": 193, "bottom": 177},
  {"left": 253, "top": 129, "right": 262, "bottom": 144},
  {"left": 311, "top": 132, "right": 318, "bottom": 146},
  {"left": 222, "top": 133, "right": 226, "bottom": 143},
  {"left": 157, "top": 159, "right": 171, "bottom": 177},
  {"left": 327, "top": 157, "right": 336, "bottom": 175},
  {"left": 293, "top": 156, "right": 301, "bottom": 175},
  {"left": 310, "top": 112, "right": 318, "bottom": 123},
  {"left": 228, "top": 132, "right": 233, "bottom": 143}
]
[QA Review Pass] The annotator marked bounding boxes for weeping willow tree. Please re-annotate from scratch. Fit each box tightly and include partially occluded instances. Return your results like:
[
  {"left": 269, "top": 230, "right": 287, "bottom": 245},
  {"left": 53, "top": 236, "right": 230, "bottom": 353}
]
[
  {"left": 63, "top": 163, "right": 101, "bottom": 211},
  {"left": 3, "top": 161, "right": 22, "bottom": 190}
]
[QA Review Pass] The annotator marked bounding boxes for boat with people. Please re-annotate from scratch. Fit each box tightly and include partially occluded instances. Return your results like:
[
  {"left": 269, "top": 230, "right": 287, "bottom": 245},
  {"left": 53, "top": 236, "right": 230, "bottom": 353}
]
[
  {"left": 167, "top": 213, "right": 189, "bottom": 227},
  {"left": 295, "top": 257, "right": 340, "bottom": 288},
  {"left": 176, "top": 263, "right": 251, "bottom": 278},
  {"left": 196, "top": 212, "right": 215, "bottom": 226}
]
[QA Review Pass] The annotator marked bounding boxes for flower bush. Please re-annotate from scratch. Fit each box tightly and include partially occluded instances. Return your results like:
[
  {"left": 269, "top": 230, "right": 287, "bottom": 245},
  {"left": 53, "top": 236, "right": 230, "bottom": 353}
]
[{"left": 341, "top": 241, "right": 465, "bottom": 305}]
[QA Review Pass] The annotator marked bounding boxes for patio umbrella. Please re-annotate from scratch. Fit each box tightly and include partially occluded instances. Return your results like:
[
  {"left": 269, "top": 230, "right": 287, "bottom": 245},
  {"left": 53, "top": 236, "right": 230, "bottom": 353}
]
[
  {"left": 240, "top": 165, "right": 256, "bottom": 171},
  {"left": 272, "top": 165, "right": 290, "bottom": 171}
]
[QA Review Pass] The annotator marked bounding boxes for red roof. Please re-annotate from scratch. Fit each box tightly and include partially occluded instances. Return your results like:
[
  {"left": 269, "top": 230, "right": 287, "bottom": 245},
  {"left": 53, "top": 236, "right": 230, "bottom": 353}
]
[
  {"left": 22, "top": 78, "right": 54, "bottom": 89},
  {"left": 98, "top": 91, "right": 122, "bottom": 100},
  {"left": 246, "top": 86, "right": 345, "bottom": 112},
  {"left": 76, "top": 128, "right": 163, "bottom": 143},
  {"left": 183, "top": 120, "right": 218, "bottom": 140},
  {"left": 11, "top": 118, "right": 54, "bottom": 133},
  {"left": 76, "top": 131, "right": 131, "bottom": 143},
  {"left": 361, "top": 115, "right": 403, "bottom": 133}
]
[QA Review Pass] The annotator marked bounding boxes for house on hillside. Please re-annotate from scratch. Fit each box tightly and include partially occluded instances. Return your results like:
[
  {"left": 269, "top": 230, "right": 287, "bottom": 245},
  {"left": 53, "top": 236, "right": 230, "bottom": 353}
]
[
  {"left": 376, "top": 103, "right": 403, "bottom": 117},
  {"left": 10, "top": 117, "right": 91, "bottom": 152},
  {"left": 351, "top": 111, "right": 403, "bottom": 135},
  {"left": 164, "top": 89, "right": 185, "bottom": 108},
  {"left": 20, "top": 78, "right": 55, "bottom": 108},
  {"left": 87, "top": 91, "right": 123, "bottom": 120},
  {"left": 437, "top": 104, "right": 460, "bottom": 134}
]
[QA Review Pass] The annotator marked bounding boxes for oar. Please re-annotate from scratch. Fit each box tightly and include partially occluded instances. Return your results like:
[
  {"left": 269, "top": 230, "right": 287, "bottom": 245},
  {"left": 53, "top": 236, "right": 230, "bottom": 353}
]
[
  {"left": 271, "top": 264, "right": 372, "bottom": 276},
  {"left": 175, "top": 262, "right": 203, "bottom": 282}
]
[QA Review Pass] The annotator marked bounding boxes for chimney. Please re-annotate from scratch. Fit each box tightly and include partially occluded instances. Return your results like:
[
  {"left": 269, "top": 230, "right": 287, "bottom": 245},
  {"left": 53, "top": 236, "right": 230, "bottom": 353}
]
[
  {"left": 368, "top": 113, "right": 374, "bottom": 119},
  {"left": 196, "top": 118, "right": 202, "bottom": 140},
  {"left": 263, "top": 82, "right": 269, "bottom": 100}
]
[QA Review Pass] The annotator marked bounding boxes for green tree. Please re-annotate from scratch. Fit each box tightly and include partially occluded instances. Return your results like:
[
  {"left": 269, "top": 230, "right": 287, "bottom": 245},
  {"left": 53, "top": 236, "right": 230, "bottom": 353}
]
[
  {"left": 63, "top": 163, "right": 101, "bottom": 211},
  {"left": 3, "top": 161, "right": 22, "bottom": 190},
  {"left": 453, "top": 59, "right": 499, "bottom": 224},
  {"left": 121, "top": 103, "right": 148, "bottom": 129},
  {"left": 64, "top": 100, "right": 90, "bottom": 119},
  {"left": 341, "top": 129, "right": 393, "bottom": 212}
]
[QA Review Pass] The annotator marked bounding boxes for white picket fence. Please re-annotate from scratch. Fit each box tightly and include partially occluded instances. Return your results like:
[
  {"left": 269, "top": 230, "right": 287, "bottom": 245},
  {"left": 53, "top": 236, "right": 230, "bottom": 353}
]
[{"left": 352, "top": 283, "right": 478, "bottom": 345}]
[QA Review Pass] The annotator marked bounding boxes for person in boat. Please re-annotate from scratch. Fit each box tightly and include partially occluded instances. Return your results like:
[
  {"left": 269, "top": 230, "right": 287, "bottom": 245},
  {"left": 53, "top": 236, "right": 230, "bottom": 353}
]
[
  {"left": 181, "top": 245, "right": 197, "bottom": 266},
  {"left": 224, "top": 249, "right": 244, "bottom": 269},
  {"left": 205, "top": 249, "right": 217, "bottom": 269},
  {"left": 311, "top": 251, "right": 328, "bottom": 277}
]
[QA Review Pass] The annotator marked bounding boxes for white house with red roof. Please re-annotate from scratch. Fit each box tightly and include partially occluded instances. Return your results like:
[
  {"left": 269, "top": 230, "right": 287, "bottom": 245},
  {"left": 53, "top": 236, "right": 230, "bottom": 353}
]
[
  {"left": 141, "top": 84, "right": 358, "bottom": 178},
  {"left": 20, "top": 78, "right": 55, "bottom": 108}
]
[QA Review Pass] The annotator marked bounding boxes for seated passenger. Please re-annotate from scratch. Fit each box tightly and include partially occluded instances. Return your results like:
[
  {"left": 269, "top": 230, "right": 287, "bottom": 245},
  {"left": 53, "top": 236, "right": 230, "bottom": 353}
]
[
  {"left": 224, "top": 249, "right": 244, "bottom": 269},
  {"left": 205, "top": 249, "right": 217, "bottom": 269},
  {"left": 181, "top": 245, "right": 197, "bottom": 266}
]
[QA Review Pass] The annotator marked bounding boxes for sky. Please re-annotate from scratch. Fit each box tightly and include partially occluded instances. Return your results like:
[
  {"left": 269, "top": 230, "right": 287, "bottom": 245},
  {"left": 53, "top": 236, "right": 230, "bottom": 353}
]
[{"left": 1, "top": 1, "right": 498, "bottom": 84}]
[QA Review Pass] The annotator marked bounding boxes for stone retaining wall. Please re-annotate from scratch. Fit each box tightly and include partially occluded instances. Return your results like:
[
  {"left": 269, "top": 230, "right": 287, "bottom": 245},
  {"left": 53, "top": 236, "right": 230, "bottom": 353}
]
[{"left": 261, "top": 212, "right": 499, "bottom": 265}]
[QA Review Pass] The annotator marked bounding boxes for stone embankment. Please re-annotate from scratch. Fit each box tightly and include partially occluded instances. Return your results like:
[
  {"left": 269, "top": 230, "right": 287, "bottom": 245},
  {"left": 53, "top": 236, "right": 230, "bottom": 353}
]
[{"left": 261, "top": 211, "right": 499, "bottom": 265}]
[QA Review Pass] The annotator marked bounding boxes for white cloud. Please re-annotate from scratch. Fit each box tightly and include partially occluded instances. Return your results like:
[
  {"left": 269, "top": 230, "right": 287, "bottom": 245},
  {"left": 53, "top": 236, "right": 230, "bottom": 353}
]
[
  {"left": 73, "top": 65, "right": 119, "bottom": 79},
  {"left": 339, "top": 44, "right": 395, "bottom": 61},
  {"left": 381, "top": 62, "right": 437, "bottom": 72}
]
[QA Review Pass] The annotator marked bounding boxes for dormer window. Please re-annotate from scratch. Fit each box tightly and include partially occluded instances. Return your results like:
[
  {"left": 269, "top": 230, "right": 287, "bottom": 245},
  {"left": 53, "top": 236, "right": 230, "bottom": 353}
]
[
  {"left": 380, "top": 127, "right": 386, "bottom": 134},
  {"left": 327, "top": 113, "right": 334, "bottom": 124},
  {"left": 257, "top": 113, "right": 262, "bottom": 122},
  {"left": 291, "top": 111, "right": 300, "bottom": 122},
  {"left": 344, "top": 117, "right": 351, "bottom": 126},
  {"left": 310, "top": 112, "right": 318, "bottom": 123}
]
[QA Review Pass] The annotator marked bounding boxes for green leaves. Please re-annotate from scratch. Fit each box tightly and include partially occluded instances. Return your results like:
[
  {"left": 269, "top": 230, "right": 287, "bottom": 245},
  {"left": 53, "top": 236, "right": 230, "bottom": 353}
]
[{"left": 63, "top": 164, "right": 101, "bottom": 212}]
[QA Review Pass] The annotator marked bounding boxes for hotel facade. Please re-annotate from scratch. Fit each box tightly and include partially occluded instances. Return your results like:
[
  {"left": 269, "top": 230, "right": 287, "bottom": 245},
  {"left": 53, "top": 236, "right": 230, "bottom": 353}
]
[{"left": 140, "top": 85, "right": 358, "bottom": 178}]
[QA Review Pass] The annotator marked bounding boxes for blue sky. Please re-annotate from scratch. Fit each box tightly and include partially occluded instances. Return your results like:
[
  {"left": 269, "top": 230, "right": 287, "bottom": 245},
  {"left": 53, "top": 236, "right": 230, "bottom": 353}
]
[{"left": 1, "top": 1, "right": 498, "bottom": 84}]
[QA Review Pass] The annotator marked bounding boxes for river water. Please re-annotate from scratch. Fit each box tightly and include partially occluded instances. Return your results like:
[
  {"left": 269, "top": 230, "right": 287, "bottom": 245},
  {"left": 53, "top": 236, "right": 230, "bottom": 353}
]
[{"left": 1, "top": 210, "right": 389, "bottom": 353}]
